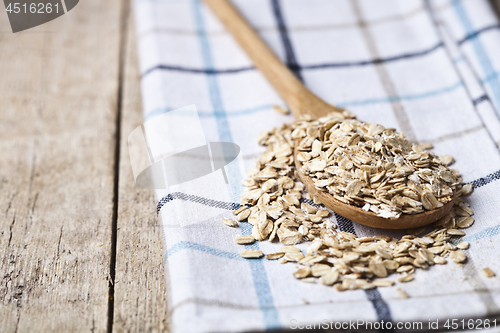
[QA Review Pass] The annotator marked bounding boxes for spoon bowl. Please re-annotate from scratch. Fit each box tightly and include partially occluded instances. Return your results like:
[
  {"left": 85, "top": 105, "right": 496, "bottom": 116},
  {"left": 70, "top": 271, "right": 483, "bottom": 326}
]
[{"left": 294, "top": 147, "right": 456, "bottom": 229}]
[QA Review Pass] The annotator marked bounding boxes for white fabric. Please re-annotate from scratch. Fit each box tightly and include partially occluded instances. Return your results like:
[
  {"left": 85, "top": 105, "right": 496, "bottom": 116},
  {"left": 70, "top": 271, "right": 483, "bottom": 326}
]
[{"left": 133, "top": 0, "right": 500, "bottom": 331}]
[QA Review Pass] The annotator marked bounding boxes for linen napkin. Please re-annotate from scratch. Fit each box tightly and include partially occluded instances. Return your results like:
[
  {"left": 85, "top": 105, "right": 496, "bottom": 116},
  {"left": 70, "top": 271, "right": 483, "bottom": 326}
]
[{"left": 133, "top": 0, "right": 500, "bottom": 331}]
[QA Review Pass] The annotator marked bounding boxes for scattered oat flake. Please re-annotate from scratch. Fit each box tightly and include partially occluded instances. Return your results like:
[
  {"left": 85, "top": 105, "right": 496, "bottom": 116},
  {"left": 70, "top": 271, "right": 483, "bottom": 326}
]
[
  {"left": 447, "top": 229, "right": 466, "bottom": 236},
  {"left": 334, "top": 284, "right": 347, "bottom": 292},
  {"left": 397, "top": 288, "right": 410, "bottom": 298},
  {"left": 461, "top": 183, "right": 473, "bottom": 196},
  {"left": 316, "top": 210, "right": 329, "bottom": 217},
  {"left": 233, "top": 112, "right": 474, "bottom": 292},
  {"left": 272, "top": 105, "right": 289, "bottom": 115},
  {"left": 281, "top": 246, "right": 302, "bottom": 253},
  {"left": 311, "top": 264, "right": 332, "bottom": 277},
  {"left": 482, "top": 268, "right": 495, "bottom": 278},
  {"left": 301, "top": 277, "right": 317, "bottom": 283},
  {"left": 284, "top": 251, "right": 305, "bottom": 262},
  {"left": 369, "top": 260, "right": 388, "bottom": 278},
  {"left": 439, "top": 155, "right": 455, "bottom": 166},
  {"left": 221, "top": 218, "right": 238, "bottom": 227},
  {"left": 398, "top": 274, "right": 414, "bottom": 283},
  {"left": 234, "top": 235, "right": 255, "bottom": 245},
  {"left": 233, "top": 206, "right": 247, "bottom": 215},
  {"left": 293, "top": 267, "right": 311, "bottom": 279},
  {"left": 397, "top": 265, "right": 414, "bottom": 273},
  {"left": 457, "top": 217, "right": 474, "bottom": 228},
  {"left": 372, "top": 279, "right": 395, "bottom": 287},
  {"left": 434, "top": 257, "right": 447, "bottom": 265},
  {"left": 236, "top": 209, "right": 251, "bottom": 222},
  {"left": 419, "top": 143, "right": 434, "bottom": 150},
  {"left": 241, "top": 249, "right": 264, "bottom": 259},
  {"left": 319, "top": 271, "right": 339, "bottom": 286},
  {"left": 266, "top": 252, "right": 285, "bottom": 260},
  {"left": 449, "top": 250, "right": 466, "bottom": 263}
]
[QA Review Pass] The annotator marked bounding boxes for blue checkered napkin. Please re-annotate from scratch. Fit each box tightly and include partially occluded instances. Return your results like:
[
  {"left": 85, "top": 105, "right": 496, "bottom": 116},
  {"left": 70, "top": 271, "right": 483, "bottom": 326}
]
[{"left": 134, "top": 0, "right": 500, "bottom": 332}]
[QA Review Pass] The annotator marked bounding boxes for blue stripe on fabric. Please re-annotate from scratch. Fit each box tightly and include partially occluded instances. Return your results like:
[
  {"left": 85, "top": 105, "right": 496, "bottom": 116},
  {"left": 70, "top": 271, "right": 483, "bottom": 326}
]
[
  {"left": 457, "top": 23, "right": 500, "bottom": 45},
  {"left": 164, "top": 225, "right": 500, "bottom": 262},
  {"left": 145, "top": 81, "right": 463, "bottom": 120},
  {"left": 142, "top": 64, "right": 254, "bottom": 77},
  {"left": 143, "top": 69, "right": 500, "bottom": 121},
  {"left": 163, "top": 237, "right": 282, "bottom": 330},
  {"left": 334, "top": 213, "right": 394, "bottom": 326},
  {"left": 164, "top": 224, "right": 500, "bottom": 269},
  {"left": 192, "top": 0, "right": 230, "bottom": 144},
  {"left": 240, "top": 222, "right": 281, "bottom": 329},
  {"left": 191, "top": 0, "right": 281, "bottom": 329},
  {"left": 481, "top": 71, "right": 500, "bottom": 85},
  {"left": 140, "top": 23, "right": 500, "bottom": 78},
  {"left": 141, "top": 41, "right": 443, "bottom": 77},
  {"left": 145, "top": 104, "right": 277, "bottom": 120},
  {"left": 471, "top": 169, "right": 500, "bottom": 189},
  {"left": 458, "top": 226, "right": 500, "bottom": 244},
  {"left": 472, "top": 94, "right": 489, "bottom": 106},
  {"left": 337, "top": 81, "right": 463, "bottom": 106},
  {"left": 166, "top": 241, "right": 243, "bottom": 261},
  {"left": 270, "top": 0, "right": 303, "bottom": 81},
  {"left": 453, "top": 0, "right": 500, "bottom": 115}
]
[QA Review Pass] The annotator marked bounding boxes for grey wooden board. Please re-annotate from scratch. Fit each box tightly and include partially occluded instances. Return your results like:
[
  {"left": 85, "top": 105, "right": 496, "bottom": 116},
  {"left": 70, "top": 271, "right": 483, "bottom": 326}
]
[
  {"left": 0, "top": 0, "right": 123, "bottom": 332},
  {"left": 112, "top": 10, "right": 169, "bottom": 333},
  {"left": 492, "top": 0, "right": 500, "bottom": 19}
]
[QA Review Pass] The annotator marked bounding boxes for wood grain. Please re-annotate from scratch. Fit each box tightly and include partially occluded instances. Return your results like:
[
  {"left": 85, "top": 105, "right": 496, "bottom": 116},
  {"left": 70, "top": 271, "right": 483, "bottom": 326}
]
[
  {"left": 112, "top": 10, "right": 169, "bottom": 333},
  {"left": 0, "top": 0, "right": 123, "bottom": 331},
  {"left": 491, "top": 0, "right": 500, "bottom": 19}
]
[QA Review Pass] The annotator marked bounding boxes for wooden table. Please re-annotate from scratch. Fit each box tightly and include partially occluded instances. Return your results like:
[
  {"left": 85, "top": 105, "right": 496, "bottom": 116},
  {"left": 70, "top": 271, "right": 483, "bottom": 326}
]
[
  {"left": 1, "top": 0, "right": 500, "bottom": 332},
  {"left": 0, "top": 0, "right": 168, "bottom": 331}
]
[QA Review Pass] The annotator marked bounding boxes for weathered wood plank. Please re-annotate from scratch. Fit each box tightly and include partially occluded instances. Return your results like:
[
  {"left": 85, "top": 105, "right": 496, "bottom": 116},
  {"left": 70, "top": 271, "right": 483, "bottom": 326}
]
[
  {"left": 112, "top": 9, "right": 169, "bottom": 333},
  {"left": 491, "top": 0, "right": 500, "bottom": 18},
  {"left": 0, "top": 0, "right": 123, "bottom": 331}
]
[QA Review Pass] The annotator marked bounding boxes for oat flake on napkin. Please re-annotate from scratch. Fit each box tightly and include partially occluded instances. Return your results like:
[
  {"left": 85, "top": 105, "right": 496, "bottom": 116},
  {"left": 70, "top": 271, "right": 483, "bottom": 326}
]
[{"left": 133, "top": 0, "right": 500, "bottom": 331}]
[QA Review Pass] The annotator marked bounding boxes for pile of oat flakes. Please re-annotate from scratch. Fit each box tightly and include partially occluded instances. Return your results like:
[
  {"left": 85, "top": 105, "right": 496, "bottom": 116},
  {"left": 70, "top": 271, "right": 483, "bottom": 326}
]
[{"left": 222, "top": 112, "right": 476, "bottom": 291}]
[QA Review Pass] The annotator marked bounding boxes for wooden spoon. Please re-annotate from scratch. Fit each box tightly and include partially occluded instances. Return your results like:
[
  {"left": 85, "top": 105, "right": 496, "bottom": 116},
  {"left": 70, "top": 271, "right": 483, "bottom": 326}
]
[{"left": 204, "top": 0, "right": 455, "bottom": 229}]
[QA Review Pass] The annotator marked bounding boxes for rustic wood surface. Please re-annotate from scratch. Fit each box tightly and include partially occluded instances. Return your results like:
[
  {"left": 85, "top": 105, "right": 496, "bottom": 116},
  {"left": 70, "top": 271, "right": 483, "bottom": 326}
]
[
  {"left": 493, "top": 0, "right": 500, "bottom": 19},
  {"left": 0, "top": 0, "right": 168, "bottom": 332},
  {"left": 0, "top": 0, "right": 122, "bottom": 330},
  {"left": 112, "top": 7, "right": 169, "bottom": 333}
]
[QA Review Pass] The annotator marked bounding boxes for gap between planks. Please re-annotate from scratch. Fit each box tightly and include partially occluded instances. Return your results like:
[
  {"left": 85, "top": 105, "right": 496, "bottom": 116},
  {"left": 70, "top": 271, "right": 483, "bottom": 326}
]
[
  {"left": 108, "top": 0, "right": 131, "bottom": 332},
  {"left": 110, "top": 1, "right": 169, "bottom": 332}
]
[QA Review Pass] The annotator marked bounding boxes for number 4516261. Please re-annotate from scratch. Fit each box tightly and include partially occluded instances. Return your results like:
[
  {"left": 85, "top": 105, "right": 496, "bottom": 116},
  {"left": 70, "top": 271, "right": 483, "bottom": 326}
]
[
  {"left": 6, "top": 2, "right": 60, "bottom": 14},
  {"left": 444, "top": 319, "right": 497, "bottom": 330}
]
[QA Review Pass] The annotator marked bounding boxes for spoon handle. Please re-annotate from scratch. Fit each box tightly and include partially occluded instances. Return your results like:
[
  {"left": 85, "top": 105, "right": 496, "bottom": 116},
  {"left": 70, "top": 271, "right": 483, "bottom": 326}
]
[{"left": 203, "top": 0, "right": 342, "bottom": 119}]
